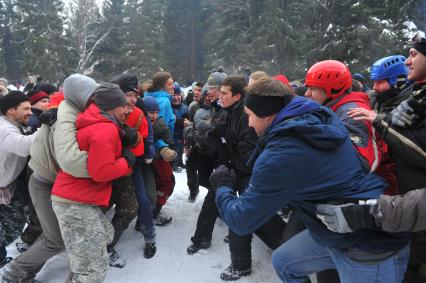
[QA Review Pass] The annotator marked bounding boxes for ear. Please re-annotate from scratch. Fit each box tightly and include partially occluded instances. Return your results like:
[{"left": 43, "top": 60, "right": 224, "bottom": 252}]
[{"left": 234, "top": 93, "right": 241, "bottom": 101}]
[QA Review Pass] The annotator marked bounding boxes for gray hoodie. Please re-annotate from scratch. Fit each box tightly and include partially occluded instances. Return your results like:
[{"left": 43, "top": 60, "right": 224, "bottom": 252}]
[{"left": 54, "top": 74, "right": 98, "bottom": 178}]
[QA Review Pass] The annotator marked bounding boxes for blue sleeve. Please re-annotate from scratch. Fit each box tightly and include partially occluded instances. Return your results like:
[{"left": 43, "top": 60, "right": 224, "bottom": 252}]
[
  {"left": 155, "top": 139, "right": 169, "bottom": 151},
  {"left": 215, "top": 147, "right": 295, "bottom": 235}
]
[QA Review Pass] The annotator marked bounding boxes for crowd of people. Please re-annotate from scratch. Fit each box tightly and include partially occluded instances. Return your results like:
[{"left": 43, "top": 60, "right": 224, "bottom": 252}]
[{"left": 0, "top": 36, "right": 425, "bottom": 283}]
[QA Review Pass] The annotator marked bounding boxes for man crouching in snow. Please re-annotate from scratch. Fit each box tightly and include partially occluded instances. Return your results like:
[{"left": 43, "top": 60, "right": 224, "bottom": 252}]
[
  {"left": 211, "top": 78, "right": 411, "bottom": 282},
  {"left": 51, "top": 83, "right": 134, "bottom": 283}
]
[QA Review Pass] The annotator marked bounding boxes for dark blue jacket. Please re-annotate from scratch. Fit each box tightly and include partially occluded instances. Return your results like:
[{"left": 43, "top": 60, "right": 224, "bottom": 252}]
[
  {"left": 216, "top": 96, "right": 409, "bottom": 253},
  {"left": 172, "top": 103, "right": 189, "bottom": 143}
]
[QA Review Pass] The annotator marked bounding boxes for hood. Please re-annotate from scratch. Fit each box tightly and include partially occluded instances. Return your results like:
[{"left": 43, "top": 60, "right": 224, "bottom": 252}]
[
  {"left": 144, "top": 90, "right": 171, "bottom": 99},
  {"left": 63, "top": 74, "right": 99, "bottom": 112},
  {"left": 76, "top": 104, "right": 114, "bottom": 130},
  {"left": 268, "top": 96, "right": 349, "bottom": 150}
]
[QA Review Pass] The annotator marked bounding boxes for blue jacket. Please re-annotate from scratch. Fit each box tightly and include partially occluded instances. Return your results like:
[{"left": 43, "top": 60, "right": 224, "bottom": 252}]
[
  {"left": 144, "top": 90, "right": 175, "bottom": 137},
  {"left": 172, "top": 103, "right": 189, "bottom": 143},
  {"left": 216, "top": 96, "right": 409, "bottom": 253}
]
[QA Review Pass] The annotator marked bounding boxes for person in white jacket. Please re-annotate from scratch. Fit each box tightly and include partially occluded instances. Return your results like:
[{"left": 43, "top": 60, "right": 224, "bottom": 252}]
[{"left": 0, "top": 91, "right": 37, "bottom": 267}]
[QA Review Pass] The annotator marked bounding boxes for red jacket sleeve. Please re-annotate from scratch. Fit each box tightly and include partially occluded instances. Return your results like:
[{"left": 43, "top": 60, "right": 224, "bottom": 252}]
[{"left": 87, "top": 124, "right": 131, "bottom": 182}]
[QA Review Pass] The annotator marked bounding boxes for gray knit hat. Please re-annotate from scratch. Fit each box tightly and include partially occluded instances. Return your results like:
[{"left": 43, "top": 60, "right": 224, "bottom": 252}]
[
  {"left": 92, "top": 83, "right": 127, "bottom": 111},
  {"left": 206, "top": 71, "right": 227, "bottom": 88}
]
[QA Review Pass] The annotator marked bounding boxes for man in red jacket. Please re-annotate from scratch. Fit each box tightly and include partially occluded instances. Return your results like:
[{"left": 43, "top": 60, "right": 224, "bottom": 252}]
[{"left": 51, "top": 83, "right": 134, "bottom": 283}]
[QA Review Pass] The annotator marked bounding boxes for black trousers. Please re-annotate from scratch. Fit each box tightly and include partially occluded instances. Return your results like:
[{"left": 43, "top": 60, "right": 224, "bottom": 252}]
[{"left": 186, "top": 146, "right": 200, "bottom": 195}]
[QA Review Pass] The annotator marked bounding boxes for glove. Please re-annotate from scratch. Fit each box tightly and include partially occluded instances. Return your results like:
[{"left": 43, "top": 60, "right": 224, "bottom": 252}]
[
  {"left": 121, "top": 148, "right": 136, "bottom": 167},
  {"left": 39, "top": 109, "right": 58, "bottom": 126},
  {"left": 316, "top": 204, "right": 354, "bottom": 233},
  {"left": 316, "top": 202, "right": 380, "bottom": 233},
  {"left": 160, "top": 147, "right": 177, "bottom": 161},
  {"left": 209, "top": 165, "right": 236, "bottom": 192},
  {"left": 391, "top": 99, "right": 419, "bottom": 128},
  {"left": 120, "top": 124, "right": 139, "bottom": 147}
]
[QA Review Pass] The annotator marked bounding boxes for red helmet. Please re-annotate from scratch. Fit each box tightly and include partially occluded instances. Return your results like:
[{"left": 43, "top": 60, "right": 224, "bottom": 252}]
[{"left": 305, "top": 60, "right": 352, "bottom": 101}]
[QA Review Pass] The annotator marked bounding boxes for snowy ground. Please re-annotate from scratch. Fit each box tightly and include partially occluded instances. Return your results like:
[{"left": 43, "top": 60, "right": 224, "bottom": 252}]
[{"left": 6, "top": 171, "right": 289, "bottom": 283}]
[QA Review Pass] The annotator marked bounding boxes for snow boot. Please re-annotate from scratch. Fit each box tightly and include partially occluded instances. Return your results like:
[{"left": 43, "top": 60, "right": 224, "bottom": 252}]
[
  {"left": 186, "top": 241, "right": 211, "bottom": 255},
  {"left": 0, "top": 265, "right": 37, "bottom": 283},
  {"left": 144, "top": 243, "right": 157, "bottom": 259},
  {"left": 153, "top": 215, "right": 172, "bottom": 226},
  {"left": 220, "top": 264, "right": 252, "bottom": 281},
  {"left": 108, "top": 248, "right": 125, "bottom": 268}
]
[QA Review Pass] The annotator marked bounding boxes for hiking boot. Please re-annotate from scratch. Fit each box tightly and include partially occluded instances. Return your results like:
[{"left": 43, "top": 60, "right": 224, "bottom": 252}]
[
  {"left": 186, "top": 241, "right": 211, "bottom": 255},
  {"left": 0, "top": 265, "right": 37, "bottom": 283},
  {"left": 220, "top": 264, "right": 252, "bottom": 281},
  {"left": 187, "top": 189, "right": 199, "bottom": 203},
  {"left": 144, "top": 243, "right": 157, "bottom": 259},
  {"left": 154, "top": 215, "right": 172, "bottom": 226},
  {"left": 108, "top": 249, "right": 125, "bottom": 268}
]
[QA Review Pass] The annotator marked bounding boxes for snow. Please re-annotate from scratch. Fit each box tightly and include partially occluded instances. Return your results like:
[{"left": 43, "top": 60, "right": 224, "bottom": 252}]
[
  {"left": 326, "top": 23, "right": 333, "bottom": 32},
  {"left": 6, "top": 172, "right": 285, "bottom": 283},
  {"left": 402, "top": 20, "right": 426, "bottom": 39}
]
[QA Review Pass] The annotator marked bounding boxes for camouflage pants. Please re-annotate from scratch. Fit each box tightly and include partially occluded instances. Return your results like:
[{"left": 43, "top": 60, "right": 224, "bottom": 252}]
[
  {"left": 110, "top": 176, "right": 138, "bottom": 231},
  {"left": 0, "top": 185, "right": 26, "bottom": 248},
  {"left": 52, "top": 202, "right": 114, "bottom": 283}
]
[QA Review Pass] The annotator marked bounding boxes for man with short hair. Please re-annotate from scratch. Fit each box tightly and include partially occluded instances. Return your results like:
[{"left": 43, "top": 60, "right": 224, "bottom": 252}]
[
  {"left": 0, "top": 91, "right": 37, "bottom": 267},
  {"left": 212, "top": 78, "right": 410, "bottom": 283}
]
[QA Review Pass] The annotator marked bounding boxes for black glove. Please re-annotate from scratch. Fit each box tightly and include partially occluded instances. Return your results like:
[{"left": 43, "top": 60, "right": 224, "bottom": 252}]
[
  {"left": 39, "top": 109, "right": 58, "bottom": 126},
  {"left": 121, "top": 148, "right": 136, "bottom": 167},
  {"left": 120, "top": 124, "right": 139, "bottom": 147},
  {"left": 341, "top": 203, "right": 380, "bottom": 231},
  {"left": 209, "top": 165, "right": 236, "bottom": 192},
  {"left": 407, "top": 97, "right": 426, "bottom": 126}
]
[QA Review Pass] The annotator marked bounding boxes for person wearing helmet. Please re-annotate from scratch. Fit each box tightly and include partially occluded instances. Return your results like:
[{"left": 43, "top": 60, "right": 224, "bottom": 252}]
[
  {"left": 305, "top": 60, "right": 382, "bottom": 173},
  {"left": 370, "top": 55, "right": 413, "bottom": 113},
  {"left": 315, "top": 38, "right": 426, "bottom": 282}
]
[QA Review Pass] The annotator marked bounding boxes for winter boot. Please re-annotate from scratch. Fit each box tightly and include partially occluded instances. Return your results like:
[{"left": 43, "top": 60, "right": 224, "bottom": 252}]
[
  {"left": 220, "top": 264, "right": 252, "bottom": 281},
  {"left": 144, "top": 243, "right": 157, "bottom": 259},
  {"left": 0, "top": 264, "right": 36, "bottom": 283},
  {"left": 187, "top": 188, "right": 199, "bottom": 203},
  {"left": 186, "top": 241, "right": 211, "bottom": 255},
  {"left": 153, "top": 215, "right": 172, "bottom": 226},
  {"left": 108, "top": 248, "right": 125, "bottom": 268}
]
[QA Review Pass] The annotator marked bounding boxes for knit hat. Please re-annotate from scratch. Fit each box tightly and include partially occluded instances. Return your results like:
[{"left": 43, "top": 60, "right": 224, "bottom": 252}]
[
  {"left": 92, "top": 83, "right": 127, "bottom": 111},
  {"left": 173, "top": 82, "right": 182, "bottom": 95},
  {"left": 27, "top": 90, "right": 49, "bottom": 105},
  {"left": 352, "top": 73, "right": 366, "bottom": 83},
  {"left": 0, "top": 78, "right": 7, "bottom": 86},
  {"left": 0, "top": 91, "right": 29, "bottom": 115},
  {"left": 412, "top": 37, "right": 426, "bottom": 57},
  {"left": 206, "top": 70, "right": 227, "bottom": 88},
  {"left": 142, "top": 96, "right": 160, "bottom": 112},
  {"left": 274, "top": 75, "right": 290, "bottom": 87},
  {"left": 110, "top": 74, "right": 139, "bottom": 93},
  {"left": 34, "top": 83, "right": 58, "bottom": 95}
]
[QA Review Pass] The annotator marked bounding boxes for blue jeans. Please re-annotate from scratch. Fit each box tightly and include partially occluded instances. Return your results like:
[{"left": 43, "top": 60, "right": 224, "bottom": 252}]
[
  {"left": 272, "top": 229, "right": 409, "bottom": 283},
  {"left": 132, "top": 163, "right": 156, "bottom": 243}
]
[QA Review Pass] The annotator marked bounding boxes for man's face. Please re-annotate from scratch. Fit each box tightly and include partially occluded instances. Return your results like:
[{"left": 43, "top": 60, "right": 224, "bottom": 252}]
[
  {"left": 125, "top": 91, "right": 138, "bottom": 110},
  {"left": 172, "top": 93, "right": 182, "bottom": 105},
  {"left": 219, "top": 85, "right": 241, "bottom": 108},
  {"left": 244, "top": 106, "right": 274, "bottom": 137},
  {"left": 147, "top": 111, "right": 158, "bottom": 124},
  {"left": 372, "top": 79, "right": 391, "bottom": 93},
  {"left": 207, "top": 87, "right": 220, "bottom": 102},
  {"left": 110, "top": 104, "right": 132, "bottom": 123},
  {"left": 305, "top": 87, "right": 328, "bottom": 105},
  {"left": 165, "top": 78, "right": 174, "bottom": 95},
  {"left": 32, "top": 98, "right": 49, "bottom": 112},
  {"left": 405, "top": 48, "right": 426, "bottom": 81},
  {"left": 193, "top": 86, "right": 202, "bottom": 102},
  {"left": 8, "top": 101, "right": 32, "bottom": 125}
]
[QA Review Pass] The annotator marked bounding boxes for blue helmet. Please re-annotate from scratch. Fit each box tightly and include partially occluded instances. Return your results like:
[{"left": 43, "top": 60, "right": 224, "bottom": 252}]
[
  {"left": 173, "top": 82, "right": 181, "bottom": 95},
  {"left": 370, "top": 55, "right": 408, "bottom": 87}
]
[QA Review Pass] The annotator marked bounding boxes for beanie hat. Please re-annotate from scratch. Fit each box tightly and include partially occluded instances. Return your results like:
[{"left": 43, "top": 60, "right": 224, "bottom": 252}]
[
  {"left": 274, "top": 75, "right": 290, "bottom": 87},
  {"left": 92, "top": 83, "right": 127, "bottom": 112},
  {"left": 206, "top": 71, "right": 227, "bottom": 88},
  {"left": 35, "top": 83, "right": 57, "bottom": 95},
  {"left": 0, "top": 91, "right": 29, "bottom": 115},
  {"left": 412, "top": 37, "right": 426, "bottom": 57},
  {"left": 352, "top": 73, "right": 366, "bottom": 83},
  {"left": 142, "top": 96, "right": 160, "bottom": 112},
  {"left": 0, "top": 78, "right": 7, "bottom": 86},
  {"left": 173, "top": 82, "right": 181, "bottom": 95},
  {"left": 27, "top": 90, "right": 49, "bottom": 105},
  {"left": 110, "top": 74, "right": 139, "bottom": 93}
]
